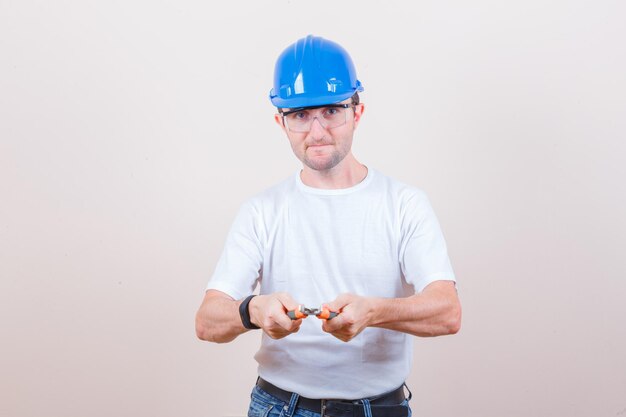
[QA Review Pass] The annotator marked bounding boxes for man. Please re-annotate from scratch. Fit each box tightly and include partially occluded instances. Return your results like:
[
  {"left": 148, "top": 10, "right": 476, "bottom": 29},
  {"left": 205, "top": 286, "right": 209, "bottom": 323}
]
[{"left": 196, "top": 35, "right": 461, "bottom": 417}]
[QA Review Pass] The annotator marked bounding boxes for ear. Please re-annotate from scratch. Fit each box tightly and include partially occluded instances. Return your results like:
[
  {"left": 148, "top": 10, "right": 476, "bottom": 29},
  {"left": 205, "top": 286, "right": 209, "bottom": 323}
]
[
  {"left": 352, "top": 103, "right": 365, "bottom": 130},
  {"left": 274, "top": 113, "right": 287, "bottom": 134}
]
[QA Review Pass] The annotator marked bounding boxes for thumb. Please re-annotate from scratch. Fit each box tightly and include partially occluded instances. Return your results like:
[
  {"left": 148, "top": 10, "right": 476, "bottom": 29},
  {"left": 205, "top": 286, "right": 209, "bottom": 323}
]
[
  {"left": 276, "top": 292, "right": 300, "bottom": 312},
  {"left": 323, "top": 293, "right": 352, "bottom": 314}
]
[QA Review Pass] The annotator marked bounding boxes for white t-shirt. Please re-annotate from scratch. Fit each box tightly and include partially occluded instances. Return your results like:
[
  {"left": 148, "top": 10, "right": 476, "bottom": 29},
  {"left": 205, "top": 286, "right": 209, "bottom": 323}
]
[{"left": 207, "top": 168, "right": 455, "bottom": 399}]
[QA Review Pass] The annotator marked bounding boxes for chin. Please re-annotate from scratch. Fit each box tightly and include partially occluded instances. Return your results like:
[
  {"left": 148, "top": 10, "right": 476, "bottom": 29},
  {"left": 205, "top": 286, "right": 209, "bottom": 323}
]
[{"left": 303, "top": 155, "right": 344, "bottom": 171}]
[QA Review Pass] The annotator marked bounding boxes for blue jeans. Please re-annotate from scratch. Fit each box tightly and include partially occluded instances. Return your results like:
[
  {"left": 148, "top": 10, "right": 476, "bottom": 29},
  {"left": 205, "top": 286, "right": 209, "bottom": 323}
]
[{"left": 247, "top": 385, "right": 412, "bottom": 417}]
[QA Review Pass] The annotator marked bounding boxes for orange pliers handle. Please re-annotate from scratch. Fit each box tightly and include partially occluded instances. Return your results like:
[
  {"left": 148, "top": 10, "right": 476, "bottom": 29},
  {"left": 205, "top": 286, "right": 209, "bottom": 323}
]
[
  {"left": 287, "top": 305, "right": 307, "bottom": 320},
  {"left": 316, "top": 307, "right": 338, "bottom": 320}
]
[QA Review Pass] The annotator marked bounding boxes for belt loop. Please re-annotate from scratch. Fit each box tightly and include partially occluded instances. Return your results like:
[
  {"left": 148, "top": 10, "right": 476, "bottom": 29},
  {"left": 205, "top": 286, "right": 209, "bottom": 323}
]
[
  {"left": 362, "top": 398, "right": 373, "bottom": 417},
  {"left": 403, "top": 382, "right": 413, "bottom": 401},
  {"left": 283, "top": 392, "right": 300, "bottom": 417}
]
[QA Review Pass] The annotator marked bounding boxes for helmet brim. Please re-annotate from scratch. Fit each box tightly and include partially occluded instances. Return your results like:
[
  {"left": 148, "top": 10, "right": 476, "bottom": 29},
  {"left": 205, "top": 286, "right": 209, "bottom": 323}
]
[{"left": 269, "top": 86, "right": 363, "bottom": 109}]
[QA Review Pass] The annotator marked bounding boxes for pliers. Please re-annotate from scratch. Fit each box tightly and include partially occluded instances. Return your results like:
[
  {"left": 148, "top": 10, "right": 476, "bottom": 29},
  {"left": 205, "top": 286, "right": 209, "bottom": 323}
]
[{"left": 287, "top": 305, "right": 338, "bottom": 320}]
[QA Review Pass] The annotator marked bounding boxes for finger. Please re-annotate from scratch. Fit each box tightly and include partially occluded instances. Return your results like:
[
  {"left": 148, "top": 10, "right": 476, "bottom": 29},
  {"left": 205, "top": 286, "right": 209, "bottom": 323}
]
[
  {"left": 266, "top": 317, "right": 301, "bottom": 337},
  {"left": 322, "top": 314, "right": 344, "bottom": 333},
  {"left": 289, "top": 318, "right": 303, "bottom": 332},
  {"left": 275, "top": 313, "right": 300, "bottom": 331},
  {"left": 267, "top": 329, "right": 290, "bottom": 339},
  {"left": 328, "top": 330, "right": 351, "bottom": 343}
]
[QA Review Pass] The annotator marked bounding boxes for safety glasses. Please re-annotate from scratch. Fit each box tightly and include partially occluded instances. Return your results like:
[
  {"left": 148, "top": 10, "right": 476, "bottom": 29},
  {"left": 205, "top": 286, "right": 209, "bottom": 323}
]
[{"left": 280, "top": 104, "right": 354, "bottom": 133}]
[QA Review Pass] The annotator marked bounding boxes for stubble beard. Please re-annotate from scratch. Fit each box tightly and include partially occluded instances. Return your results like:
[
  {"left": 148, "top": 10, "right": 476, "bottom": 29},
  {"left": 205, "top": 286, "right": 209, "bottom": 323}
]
[
  {"left": 301, "top": 141, "right": 351, "bottom": 172},
  {"left": 303, "top": 150, "right": 343, "bottom": 171}
]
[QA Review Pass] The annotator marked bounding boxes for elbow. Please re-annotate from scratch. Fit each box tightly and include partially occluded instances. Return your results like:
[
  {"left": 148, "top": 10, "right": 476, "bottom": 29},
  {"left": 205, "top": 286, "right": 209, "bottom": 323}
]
[
  {"left": 195, "top": 319, "right": 237, "bottom": 344},
  {"left": 447, "top": 317, "right": 461, "bottom": 335},
  {"left": 205, "top": 332, "right": 237, "bottom": 344},
  {"left": 195, "top": 324, "right": 226, "bottom": 343},
  {"left": 446, "top": 303, "right": 462, "bottom": 335},
  {"left": 195, "top": 291, "right": 240, "bottom": 343},
  {"left": 195, "top": 320, "right": 212, "bottom": 342},
  {"left": 195, "top": 314, "right": 218, "bottom": 343}
]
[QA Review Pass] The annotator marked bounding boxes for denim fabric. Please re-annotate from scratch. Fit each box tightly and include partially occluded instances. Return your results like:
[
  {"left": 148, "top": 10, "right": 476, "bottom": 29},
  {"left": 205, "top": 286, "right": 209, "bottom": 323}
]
[{"left": 247, "top": 385, "right": 412, "bottom": 417}]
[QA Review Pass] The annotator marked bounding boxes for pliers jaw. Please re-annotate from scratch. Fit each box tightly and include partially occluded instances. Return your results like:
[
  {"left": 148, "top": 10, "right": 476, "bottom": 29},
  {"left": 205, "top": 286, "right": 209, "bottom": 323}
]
[{"left": 302, "top": 306, "right": 322, "bottom": 316}]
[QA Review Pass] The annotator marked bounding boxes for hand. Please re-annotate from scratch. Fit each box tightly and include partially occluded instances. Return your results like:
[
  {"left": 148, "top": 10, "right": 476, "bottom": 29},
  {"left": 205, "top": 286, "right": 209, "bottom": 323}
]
[
  {"left": 321, "top": 293, "right": 376, "bottom": 342},
  {"left": 248, "top": 292, "right": 303, "bottom": 339}
]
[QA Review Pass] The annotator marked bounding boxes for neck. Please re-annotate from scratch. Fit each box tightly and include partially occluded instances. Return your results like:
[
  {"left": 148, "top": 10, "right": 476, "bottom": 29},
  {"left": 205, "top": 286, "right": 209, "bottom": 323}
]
[{"left": 300, "top": 155, "right": 368, "bottom": 189}]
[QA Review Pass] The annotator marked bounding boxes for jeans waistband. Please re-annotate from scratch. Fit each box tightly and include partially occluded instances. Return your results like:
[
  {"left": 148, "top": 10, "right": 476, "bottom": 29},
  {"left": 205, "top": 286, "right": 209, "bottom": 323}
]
[{"left": 256, "top": 377, "right": 409, "bottom": 416}]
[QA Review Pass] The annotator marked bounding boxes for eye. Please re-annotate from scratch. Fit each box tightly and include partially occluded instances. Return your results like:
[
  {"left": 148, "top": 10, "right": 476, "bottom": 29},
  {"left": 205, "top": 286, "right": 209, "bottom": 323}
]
[
  {"left": 292, "top": 111, "right": 308, "bottom": 120},
  {"left": 325, "top": 108, "right": 339, "bottom": 116}
]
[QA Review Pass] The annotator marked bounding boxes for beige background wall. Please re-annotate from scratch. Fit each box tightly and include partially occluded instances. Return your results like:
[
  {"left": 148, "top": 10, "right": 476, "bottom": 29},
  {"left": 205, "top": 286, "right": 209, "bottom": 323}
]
[{"left": 2, "top": 1, "right": 625, "bottom": 416}]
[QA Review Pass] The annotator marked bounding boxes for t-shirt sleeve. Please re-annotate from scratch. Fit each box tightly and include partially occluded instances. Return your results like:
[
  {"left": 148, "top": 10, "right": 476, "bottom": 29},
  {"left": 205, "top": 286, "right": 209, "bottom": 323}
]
[
  {"left": 206, "top": 200, "right": 264, "bottom": 300},
  {"left": 399, "top": 191, "right": 456, "bottom": 293}
]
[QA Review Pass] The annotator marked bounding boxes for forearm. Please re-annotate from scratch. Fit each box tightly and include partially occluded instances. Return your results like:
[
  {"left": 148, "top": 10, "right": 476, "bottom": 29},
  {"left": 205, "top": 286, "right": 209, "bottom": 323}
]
[
  {"left": 195, "top": 290, "right": 247, "bottom": 343},
  {"left": 369, "top": 283, "right": 461, "bottom": 337}
]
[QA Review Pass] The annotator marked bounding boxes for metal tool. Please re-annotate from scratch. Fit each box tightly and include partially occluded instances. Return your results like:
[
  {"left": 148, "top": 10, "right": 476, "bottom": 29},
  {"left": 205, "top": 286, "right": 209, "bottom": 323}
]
[{"left": 287, "top": 305, "right": 338, "bottom": 320}]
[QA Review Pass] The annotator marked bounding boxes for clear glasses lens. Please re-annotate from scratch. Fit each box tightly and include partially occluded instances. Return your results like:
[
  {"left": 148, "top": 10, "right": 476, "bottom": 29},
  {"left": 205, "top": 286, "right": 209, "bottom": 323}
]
[{"left": 284, "top": 106, "right": 349, "bottom": 132}]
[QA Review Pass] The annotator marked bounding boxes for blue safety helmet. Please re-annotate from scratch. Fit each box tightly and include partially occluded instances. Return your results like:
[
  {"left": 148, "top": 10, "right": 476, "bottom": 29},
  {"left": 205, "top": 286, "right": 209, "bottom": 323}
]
[{"left": 269, "top": 35, "right": 364, "bottom": 108}]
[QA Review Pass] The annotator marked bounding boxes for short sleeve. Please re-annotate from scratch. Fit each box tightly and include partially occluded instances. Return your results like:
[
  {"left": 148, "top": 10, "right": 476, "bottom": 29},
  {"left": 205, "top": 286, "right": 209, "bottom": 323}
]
[
  {"left": 206, "top": 200, "right": 264, "bottom": 300},
  {"left": 399, "top": 191, "right": 456, "bottom": 293}
]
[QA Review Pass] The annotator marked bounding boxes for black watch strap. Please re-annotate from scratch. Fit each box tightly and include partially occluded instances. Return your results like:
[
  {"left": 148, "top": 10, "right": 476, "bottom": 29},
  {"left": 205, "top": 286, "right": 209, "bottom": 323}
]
[{"left": 239, "top": 295, "right": 260, "bottom": 330}]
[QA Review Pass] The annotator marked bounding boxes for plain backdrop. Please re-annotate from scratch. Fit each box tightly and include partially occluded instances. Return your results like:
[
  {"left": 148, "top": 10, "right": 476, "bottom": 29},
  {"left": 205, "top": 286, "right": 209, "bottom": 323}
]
[{"left": 1, "top": 1, "right": 625, "bottom": 417}]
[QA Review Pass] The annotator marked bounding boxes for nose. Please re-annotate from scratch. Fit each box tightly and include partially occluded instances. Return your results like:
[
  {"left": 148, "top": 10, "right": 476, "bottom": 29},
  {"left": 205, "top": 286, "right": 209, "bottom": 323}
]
[{"left": 308, "top": 117, "right": 328, "bottom": 140}]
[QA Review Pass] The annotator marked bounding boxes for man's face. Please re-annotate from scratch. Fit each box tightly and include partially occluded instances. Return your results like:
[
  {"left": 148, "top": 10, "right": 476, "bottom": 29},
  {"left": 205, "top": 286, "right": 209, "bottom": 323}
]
[{"left": 275, "top": 99, "right": 365, "bottom": 172}]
